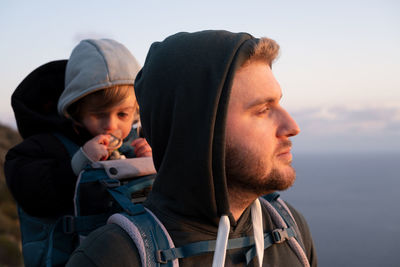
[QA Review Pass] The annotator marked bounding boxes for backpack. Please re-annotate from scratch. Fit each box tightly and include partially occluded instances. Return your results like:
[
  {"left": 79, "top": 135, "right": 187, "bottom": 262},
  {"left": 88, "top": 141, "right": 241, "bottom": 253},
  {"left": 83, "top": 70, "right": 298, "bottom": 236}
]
[{"left": 17, "top": 133, "right": 156, "bottom": 267}]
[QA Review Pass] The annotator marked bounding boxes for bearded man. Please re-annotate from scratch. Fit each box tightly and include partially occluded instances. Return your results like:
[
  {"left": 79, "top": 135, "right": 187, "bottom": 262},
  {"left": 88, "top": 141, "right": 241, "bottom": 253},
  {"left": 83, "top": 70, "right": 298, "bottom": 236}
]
[{"left": 68, "top": 30, "right": 317, "bottom": 267}]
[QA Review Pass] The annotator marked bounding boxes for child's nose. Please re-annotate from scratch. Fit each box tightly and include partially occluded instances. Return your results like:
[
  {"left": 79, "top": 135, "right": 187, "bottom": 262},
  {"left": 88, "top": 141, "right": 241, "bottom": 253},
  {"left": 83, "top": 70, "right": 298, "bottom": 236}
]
[{"left": 103, "top": 116, "right": 118, "bottom": 132}]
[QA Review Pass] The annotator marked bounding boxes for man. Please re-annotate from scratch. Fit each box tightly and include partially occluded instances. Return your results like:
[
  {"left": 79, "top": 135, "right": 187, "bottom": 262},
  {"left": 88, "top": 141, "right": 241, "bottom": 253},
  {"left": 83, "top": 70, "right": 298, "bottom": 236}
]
[{"left": 67, "top": 30, "right": 317, "bottom": 266}]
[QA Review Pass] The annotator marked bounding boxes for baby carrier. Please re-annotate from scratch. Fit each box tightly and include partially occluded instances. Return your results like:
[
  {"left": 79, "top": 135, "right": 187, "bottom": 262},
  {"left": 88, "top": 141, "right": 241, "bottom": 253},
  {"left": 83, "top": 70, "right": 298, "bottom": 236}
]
[
  {"left": 17, "top": 132, "right": 156, "bottom": 267},
  {"left": 9, "top": 59, "right": 157, "bottom": 266}
]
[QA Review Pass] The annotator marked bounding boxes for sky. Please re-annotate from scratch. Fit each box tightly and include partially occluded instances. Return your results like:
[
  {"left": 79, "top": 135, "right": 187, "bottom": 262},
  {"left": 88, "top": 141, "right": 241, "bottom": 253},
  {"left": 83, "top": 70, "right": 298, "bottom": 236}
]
[{"left": 1, "top": 0, "right": 399, "bottom": 153}]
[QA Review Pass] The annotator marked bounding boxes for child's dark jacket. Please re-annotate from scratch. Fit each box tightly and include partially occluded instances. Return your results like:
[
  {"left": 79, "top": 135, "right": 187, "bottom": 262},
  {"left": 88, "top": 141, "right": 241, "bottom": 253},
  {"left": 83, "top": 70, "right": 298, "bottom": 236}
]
[{"left": 4, "top": 60, "right": 91, "bottom": 217}]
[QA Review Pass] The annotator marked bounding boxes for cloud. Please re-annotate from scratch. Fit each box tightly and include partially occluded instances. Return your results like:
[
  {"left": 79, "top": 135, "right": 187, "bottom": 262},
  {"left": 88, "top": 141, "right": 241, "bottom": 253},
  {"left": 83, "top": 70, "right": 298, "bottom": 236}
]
[
  {"left": 292, "top": 106, "right": 400, "bottom": 135},
  {"left": 290, "top": 105, "right": 400, "bottom": 153}
]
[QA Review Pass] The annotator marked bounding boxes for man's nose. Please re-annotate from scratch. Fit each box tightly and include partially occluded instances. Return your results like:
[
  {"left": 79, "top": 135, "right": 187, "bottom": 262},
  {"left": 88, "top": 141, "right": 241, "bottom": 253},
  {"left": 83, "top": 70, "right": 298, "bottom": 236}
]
[{"left": 277, "top": 108, "right": 300, "bottom": 138}]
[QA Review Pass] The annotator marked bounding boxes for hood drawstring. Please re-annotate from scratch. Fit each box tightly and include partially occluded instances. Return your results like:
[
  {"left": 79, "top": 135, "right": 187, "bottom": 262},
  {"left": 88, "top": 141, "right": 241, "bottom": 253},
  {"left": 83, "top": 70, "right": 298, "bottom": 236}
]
[
  {"left": 251, "top": 198, "right": 264, "bottom": 267},
  {"left": 212, "top": 199, "right": 264, "bottom": 267},
  {"left": 212, "top": 215, "right": 230, "bottom": 267}
]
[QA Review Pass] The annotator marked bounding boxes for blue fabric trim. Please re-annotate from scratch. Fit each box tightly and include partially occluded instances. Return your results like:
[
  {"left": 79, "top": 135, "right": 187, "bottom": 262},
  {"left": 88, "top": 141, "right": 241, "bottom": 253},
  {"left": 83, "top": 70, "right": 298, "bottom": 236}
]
[
  {"left": 125, "top": 175, "right": 155, "bottom": 194},
  {"left": 53, "top": 133, "right": 79, "bottom": 157},
  {"left": 159, "top": 235, "right": 255, "bottom": 261}
]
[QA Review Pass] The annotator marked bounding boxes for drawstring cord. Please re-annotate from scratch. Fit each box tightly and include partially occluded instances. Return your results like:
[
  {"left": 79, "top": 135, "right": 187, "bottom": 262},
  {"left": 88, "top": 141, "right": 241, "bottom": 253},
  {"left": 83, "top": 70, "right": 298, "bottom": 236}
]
[
  {"left": 251, "top": 199, "right": 264, "bottom": 267},
  {"left": 212, "top": 215, "right": 230, "bottom": 267},
  {"left": 212, "top": 199, "right": 264, "bottom": 267}
]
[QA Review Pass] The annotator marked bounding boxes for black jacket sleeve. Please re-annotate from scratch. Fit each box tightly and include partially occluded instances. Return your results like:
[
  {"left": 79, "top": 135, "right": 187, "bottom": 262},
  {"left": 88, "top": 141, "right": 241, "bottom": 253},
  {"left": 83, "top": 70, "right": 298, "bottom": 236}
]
[{"left": 4, "top": 133, "right": 77, "bottom": 217}]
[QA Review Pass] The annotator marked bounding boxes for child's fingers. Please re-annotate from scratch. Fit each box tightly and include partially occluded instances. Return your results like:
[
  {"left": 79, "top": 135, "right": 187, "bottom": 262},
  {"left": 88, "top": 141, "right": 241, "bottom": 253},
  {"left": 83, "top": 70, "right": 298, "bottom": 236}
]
[
  {"left": 130, "top": 137, "right": 147, "bottom": 147},
  {"left": 131, "top": 138, "right": 152, "bottom": 157},
  {"left": 83, "top": 136, "right": 110, "bottom": 161},
  {"left": 95, "top": 134, "right": 111, "bottom": 146},
  {"left": 134, "top": 145, "right": 152, "bottom": 157}
]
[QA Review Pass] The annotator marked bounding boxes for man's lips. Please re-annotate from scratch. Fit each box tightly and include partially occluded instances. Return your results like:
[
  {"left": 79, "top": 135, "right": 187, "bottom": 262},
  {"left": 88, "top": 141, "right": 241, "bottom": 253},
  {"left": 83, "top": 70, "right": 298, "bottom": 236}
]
[
  {"left": 275, "top": 140, "right": 293, "bottom": 161},
  {"left": 276, "top": 147, "right": 292, "bottom": 161}
]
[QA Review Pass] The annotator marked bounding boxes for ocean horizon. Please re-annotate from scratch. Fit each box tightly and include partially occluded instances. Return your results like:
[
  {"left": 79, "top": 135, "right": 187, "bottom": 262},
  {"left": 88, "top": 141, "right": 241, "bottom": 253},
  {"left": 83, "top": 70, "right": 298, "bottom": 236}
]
[{"left": 279, "top": 152, "right": 400, "bottom": 267}]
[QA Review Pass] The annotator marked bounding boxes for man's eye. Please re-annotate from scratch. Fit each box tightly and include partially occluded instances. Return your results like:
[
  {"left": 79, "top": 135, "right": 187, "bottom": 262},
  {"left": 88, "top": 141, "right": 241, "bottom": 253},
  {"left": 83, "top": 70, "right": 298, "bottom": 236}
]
[{"left": 257, "top": 107, "right": 270, "bottom": 115}]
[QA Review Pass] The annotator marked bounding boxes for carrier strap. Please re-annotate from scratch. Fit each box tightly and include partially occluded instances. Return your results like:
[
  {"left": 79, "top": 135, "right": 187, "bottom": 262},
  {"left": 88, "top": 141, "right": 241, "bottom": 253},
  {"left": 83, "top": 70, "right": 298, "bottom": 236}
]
[
  {"left": 158, "top": 226, "right": 296, "bottom": 263},
  {"left": 124, "top": 175, "right": 155, "bottom": 194},
  {"left": 102, "top": 178, "right": 151, "bottom": 217},
  {"left": 262, "top": 193, "right": 306, "bottom": 252},
  {"left": 260, "top": 194, "right": 309, "bottom": 267},
  {"left": 244, "top": 227, "right": 296, "bottom": 264}
]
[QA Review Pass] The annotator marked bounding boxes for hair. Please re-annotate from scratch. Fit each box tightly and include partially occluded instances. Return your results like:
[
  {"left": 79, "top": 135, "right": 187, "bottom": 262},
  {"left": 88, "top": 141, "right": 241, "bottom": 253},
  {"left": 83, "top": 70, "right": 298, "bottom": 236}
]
[
  {"left": 243, "top": 37, "right": 280, "bottom": 68},
  {"left": 67, "top": 84, "right": 139, "bottom": 123}
]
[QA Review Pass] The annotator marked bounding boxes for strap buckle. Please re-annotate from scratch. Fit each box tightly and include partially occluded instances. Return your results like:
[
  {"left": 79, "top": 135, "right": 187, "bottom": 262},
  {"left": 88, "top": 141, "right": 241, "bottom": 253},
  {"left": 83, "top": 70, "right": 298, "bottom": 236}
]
[
  {"left": 272, "top": 228, "right": 289, "bottom": 244},
  {"left": 156, "top": 250, "right": 168, "bottom": 264},
  {"left": 100, "top": 178, "right": 121, "bottom": 188},
  {"left": 63, "top": 215, "right": 75, "bottom": 234}
]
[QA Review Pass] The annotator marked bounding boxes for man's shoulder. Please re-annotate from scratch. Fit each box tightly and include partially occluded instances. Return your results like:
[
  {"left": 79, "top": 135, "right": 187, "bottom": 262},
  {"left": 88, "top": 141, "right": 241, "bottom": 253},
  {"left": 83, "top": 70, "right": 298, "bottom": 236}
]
[
  {"left": 67, "top": 223, "right": 141, "bottom": 267},
  {"left": 279, "top": 200, "right": 318, "bottom": 266},
  {"left": 282, "top": 201, "right": 309, "bottom": 230}
]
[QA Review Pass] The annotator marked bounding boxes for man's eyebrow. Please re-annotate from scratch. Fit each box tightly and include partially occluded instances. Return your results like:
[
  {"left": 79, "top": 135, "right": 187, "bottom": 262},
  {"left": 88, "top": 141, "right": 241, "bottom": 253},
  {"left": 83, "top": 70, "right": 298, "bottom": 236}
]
[{"left": 246, "top": 94, "right": 282, "bottom": 109}]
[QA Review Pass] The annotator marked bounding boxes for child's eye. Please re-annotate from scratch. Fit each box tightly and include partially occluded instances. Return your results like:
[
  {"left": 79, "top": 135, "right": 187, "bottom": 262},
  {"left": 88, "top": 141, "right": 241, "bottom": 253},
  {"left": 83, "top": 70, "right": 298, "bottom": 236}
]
[
  {"left": 93, "top": 112, "right": 107, "bottom": 118},
  {"left": 118, "top": 112, "right": 129, "bottom": 118}
]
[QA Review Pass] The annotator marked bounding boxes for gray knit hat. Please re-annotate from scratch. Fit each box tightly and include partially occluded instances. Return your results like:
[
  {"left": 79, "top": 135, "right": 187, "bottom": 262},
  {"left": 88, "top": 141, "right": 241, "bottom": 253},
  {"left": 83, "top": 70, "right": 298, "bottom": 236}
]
[{"left": 57, "top": 39, "right": 141, "bottom": 117}]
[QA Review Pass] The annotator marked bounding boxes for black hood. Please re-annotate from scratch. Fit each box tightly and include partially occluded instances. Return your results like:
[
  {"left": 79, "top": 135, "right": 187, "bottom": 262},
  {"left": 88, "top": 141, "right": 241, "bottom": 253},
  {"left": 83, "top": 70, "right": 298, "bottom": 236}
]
[
  {"left": 135, "top": 30, "right": 259, "bottom": 226},
  {"left": 11, "top": 60, "right": 82, "bottom": 141}
]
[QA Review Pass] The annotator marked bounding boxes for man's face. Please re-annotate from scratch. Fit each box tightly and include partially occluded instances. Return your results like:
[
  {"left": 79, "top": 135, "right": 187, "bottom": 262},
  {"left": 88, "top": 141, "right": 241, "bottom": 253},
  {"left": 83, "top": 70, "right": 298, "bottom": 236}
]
[{"left": 225, "top": 61, "right": 300, "bottom": 196}]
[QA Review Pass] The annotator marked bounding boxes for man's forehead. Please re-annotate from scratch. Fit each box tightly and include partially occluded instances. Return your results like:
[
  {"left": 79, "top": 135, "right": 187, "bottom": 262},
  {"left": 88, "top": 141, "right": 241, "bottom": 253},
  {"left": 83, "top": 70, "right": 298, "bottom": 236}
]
[{"left": 230, "top": 61, "right": 282, "bottom": 105}]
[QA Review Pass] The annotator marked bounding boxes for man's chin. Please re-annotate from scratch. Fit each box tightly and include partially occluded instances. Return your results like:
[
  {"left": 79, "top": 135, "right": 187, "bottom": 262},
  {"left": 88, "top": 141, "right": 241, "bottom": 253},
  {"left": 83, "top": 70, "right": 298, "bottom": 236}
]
[{"left": 269, "top": 166, "right": 296, "bottom": 191}]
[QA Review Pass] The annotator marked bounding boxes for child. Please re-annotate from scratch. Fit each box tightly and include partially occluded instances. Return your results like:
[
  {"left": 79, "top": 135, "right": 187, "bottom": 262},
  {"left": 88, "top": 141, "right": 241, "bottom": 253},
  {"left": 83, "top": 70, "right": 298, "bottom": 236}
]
[{"left": 5, "top": 39, "right": 151, "bottom": 217}]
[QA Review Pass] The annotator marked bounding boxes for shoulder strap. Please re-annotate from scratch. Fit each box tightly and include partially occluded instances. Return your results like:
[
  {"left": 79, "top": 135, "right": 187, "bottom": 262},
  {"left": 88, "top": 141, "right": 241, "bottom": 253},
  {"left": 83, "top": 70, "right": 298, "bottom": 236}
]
[
  {"left": 262, "top": 193, "right": 305, "bottom": 249},
  {"left": 53, "top": 132, "right": 80, "bottom": 157},
  {"left": 108, "top": 206, "right": 178, "bottom": 267},
  {"left": 260, "top": 193, "right": 310, "bottom": 267}
]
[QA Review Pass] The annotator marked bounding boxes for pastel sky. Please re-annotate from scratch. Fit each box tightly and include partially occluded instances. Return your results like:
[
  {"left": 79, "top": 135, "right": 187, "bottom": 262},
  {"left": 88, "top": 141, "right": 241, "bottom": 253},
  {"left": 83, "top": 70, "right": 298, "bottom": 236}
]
[{"left": 1, "top": 0, "right": 399, "bottom": 153}]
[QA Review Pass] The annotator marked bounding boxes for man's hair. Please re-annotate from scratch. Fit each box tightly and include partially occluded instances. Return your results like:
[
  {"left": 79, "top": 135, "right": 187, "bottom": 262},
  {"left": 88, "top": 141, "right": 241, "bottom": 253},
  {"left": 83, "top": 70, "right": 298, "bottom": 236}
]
[
  {"left": 244, "top": 37, "right": 280, "bottom": 68},
  {"left": 68, "top": 84, "right": 139, "bottom": 123}
]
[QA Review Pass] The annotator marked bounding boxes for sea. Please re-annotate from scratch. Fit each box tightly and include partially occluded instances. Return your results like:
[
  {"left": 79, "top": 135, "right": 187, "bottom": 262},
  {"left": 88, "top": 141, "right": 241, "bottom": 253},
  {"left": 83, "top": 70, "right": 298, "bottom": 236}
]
[{"left": 279, "top": 152, "right": 400, "bottom": 267}]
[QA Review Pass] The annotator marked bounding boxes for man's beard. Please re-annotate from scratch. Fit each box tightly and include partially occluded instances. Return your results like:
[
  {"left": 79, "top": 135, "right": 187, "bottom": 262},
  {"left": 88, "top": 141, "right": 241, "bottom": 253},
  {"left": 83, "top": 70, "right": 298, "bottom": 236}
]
[{"left": 225, "top": 140, "right": 296, "bottom": 196}]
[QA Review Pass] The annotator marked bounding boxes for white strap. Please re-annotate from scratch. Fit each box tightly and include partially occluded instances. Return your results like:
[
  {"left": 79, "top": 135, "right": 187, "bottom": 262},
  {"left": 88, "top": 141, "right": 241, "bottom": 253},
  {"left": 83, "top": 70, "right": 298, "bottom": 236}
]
[{"left": 212, "top": 215, "right": 230, "bottom": 267}]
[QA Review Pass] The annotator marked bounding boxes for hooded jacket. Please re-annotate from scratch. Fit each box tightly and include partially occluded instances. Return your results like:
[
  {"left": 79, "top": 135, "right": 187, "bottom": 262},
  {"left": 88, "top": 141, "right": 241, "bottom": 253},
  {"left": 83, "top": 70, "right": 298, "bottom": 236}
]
[
  {"left": 5, "top": 39, "right": 141, "bottom": 217},
  {"left": 67, "top": 30, "right": 317, "bottom": 266}
]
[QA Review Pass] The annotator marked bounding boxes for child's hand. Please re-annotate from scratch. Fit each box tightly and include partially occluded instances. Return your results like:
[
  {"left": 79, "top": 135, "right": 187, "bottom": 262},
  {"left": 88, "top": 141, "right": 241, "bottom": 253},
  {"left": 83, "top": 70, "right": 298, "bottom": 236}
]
[
  {"left": 131, "top": 138, "right": 152, "bottom": 157},
  {"left": 82, "top": 135, "right": 110, "bottom": 161}
]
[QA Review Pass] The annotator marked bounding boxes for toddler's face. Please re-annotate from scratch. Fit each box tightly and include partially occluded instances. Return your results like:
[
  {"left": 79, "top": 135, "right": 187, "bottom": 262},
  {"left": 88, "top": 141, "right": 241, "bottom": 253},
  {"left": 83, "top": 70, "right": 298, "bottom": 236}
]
[{"left": 80, "top": 92, "right": 136, "bottom": 139}]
